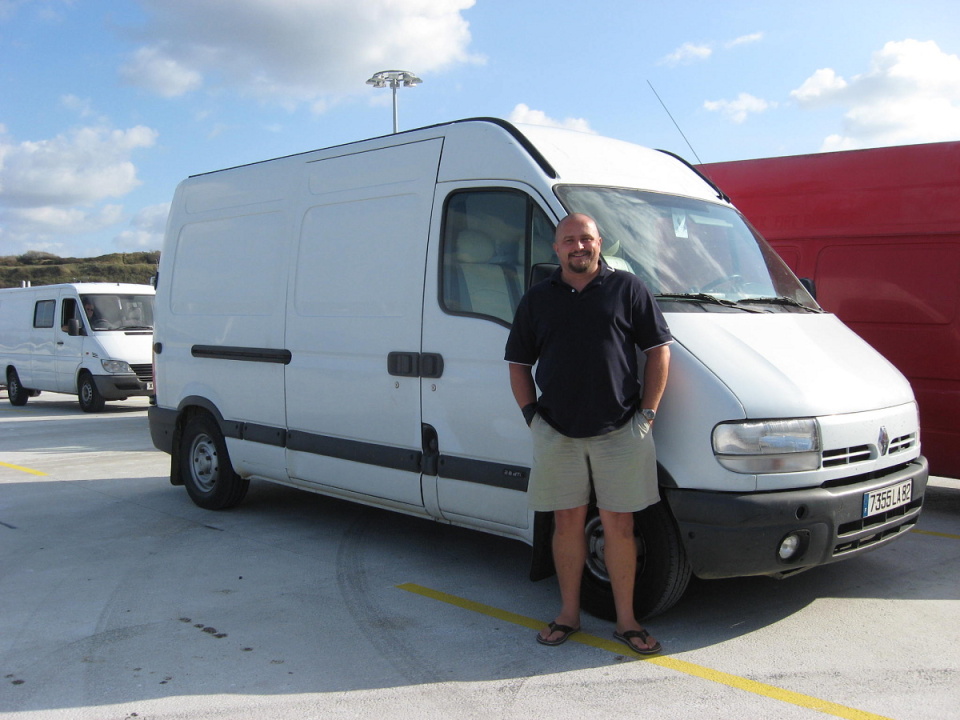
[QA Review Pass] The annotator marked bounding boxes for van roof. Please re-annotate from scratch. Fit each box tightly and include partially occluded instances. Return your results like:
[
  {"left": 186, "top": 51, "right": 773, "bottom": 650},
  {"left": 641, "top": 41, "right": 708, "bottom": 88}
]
[{"left": 186, "top": 117, "right": 727, "bottom": 205}]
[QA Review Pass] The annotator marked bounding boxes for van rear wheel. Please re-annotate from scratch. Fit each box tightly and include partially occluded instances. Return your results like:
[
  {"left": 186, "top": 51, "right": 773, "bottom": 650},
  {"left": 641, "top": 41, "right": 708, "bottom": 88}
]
[
  {"left": 6, "top": 368, "right": 30, "bottom": 406},
  {"left": 580, "top": 501, "right": 692, "bottom": 621},
  {"left": 180, "top": 414, "right": 249, "bottom": 510},
  {"left": 78, "top": 372, "right": 106, "bottom": 413}
]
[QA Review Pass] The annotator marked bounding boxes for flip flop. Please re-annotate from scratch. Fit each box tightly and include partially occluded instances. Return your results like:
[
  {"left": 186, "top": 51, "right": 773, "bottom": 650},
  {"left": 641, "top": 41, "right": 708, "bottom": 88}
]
[
  {"left": 536, "top": 621, "right": 580, "bottom": 646},
  {"left": 613, "top": 628, "right": 663, "bottom": 655}
]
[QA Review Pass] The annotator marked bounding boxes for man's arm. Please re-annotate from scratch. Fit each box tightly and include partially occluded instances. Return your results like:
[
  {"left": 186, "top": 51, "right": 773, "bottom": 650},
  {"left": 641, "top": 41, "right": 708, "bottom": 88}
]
[
  {"left": 640, "top": 344, "right": 670, "bottom": 416},
  {"left": 509, "top": 362, "right": 537, "bottom": 408}
]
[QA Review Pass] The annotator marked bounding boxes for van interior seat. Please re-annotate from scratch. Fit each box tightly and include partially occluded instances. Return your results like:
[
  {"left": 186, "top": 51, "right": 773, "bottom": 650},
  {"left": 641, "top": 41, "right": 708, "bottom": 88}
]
[{"left": 453, "top": 229, "right": 518, "bottom": 321}]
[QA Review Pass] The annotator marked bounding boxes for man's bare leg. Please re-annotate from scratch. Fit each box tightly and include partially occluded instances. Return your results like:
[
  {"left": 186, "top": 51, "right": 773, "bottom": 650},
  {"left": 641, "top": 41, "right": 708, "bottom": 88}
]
[
  {"left": 539, "top": 505, "right": 588, "bottom": 643},
  {"left": 599, "top": 508, "right": 659, "bottom": 652}
]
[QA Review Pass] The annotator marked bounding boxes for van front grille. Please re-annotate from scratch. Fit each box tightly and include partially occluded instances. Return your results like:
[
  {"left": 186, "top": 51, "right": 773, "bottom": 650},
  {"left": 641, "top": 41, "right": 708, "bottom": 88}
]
[
  {"left": 888, "top": 432, "right": 918, "bottom": 454},
  {"left": 821, "top": 432, "right": 918, "bottom": 468},
  {"left": 130, "top": 364, "right": 153, "bottom": 383},
  {"left": 823, "top": 445, "right": 871, "bottom": 467}
]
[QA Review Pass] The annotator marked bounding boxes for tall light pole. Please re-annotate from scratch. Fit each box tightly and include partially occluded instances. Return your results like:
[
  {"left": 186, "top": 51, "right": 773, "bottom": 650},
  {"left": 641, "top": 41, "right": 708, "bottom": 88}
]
[{"left": 365, "top": 70, "right": 422, "bottom": 133}]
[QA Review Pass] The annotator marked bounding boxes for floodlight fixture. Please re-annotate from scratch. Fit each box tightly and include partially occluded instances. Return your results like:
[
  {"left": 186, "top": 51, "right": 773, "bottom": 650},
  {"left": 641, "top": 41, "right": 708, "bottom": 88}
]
[{"left": 365, "top": 70, "right": 422, "bottom": 133}]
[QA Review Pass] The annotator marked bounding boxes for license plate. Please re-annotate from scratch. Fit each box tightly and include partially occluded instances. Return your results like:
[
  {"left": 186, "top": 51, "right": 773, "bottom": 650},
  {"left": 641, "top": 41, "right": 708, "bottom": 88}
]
[{"left": 862, "top": 479, "right": 912, "bottom": 518}]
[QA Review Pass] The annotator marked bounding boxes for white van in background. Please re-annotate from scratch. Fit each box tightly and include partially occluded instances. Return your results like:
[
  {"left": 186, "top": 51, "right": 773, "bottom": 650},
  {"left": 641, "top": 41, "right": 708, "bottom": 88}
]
[
  {"left": 149, "top": 118, "right": 928, "bottom": 619},
  {"left": 0, "top": 282, "right": 155, "bottom": 412}
]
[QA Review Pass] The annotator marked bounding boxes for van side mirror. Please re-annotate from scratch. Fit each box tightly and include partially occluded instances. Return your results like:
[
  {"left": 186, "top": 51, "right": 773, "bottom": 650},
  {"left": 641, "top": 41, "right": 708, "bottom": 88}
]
[
  {"left": 67, "top": 318, "right": 81, "bottom": 336},
  {"left": 530, "top": 263, "right": 558, "bottom": 287},
  {"left": 800, "top": 277, "right": 817, "bottom": 300}
]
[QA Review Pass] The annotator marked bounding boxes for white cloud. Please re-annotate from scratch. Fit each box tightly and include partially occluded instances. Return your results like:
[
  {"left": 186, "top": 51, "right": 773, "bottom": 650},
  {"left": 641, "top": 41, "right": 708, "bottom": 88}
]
[
  {"left": 0, "top": 125, "right": 157, "bottom": 208},
  {"left": 121, "top": 0, "right": 481, "bottom": 106},
  {"left": 10, "top": 204, "right": 125, "bottom": 234},
  {"left": 791, "top": 39, "right": 960, "bottom": 150},
  {"left": 120, "top": 46, "right": 203, "bottom": 98},
  {"left": 790, "top": 68, "right": 848, "bottom": 106},
  {"left": 703, "top": 93, "right": 776, "bottom": 124},
  {"left": 0, "top": 123, "right": 158, "bottom": 256},
  {"left": 508, "top": 104, "right": 595, "bottom": 133},
  {"left": 726, "top": 32, "right": 764, "bottom": 48},
  {"left": 114, "top": 203, "right": 170, "bottom": 250},
  {"left": 659, "top": 42, "right": 712, "bottom": 67}
]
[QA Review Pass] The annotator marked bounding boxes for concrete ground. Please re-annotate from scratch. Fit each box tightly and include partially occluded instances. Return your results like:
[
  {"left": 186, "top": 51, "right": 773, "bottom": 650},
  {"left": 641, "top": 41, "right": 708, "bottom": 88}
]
[{"left": 1, "top": 391, "right": 958, "bottom": 720}]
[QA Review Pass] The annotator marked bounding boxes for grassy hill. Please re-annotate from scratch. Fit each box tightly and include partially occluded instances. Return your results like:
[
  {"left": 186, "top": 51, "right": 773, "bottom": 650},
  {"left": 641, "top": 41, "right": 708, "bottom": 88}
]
[{"left": 0, "top": 251, "right": 160, "bottom": 288}]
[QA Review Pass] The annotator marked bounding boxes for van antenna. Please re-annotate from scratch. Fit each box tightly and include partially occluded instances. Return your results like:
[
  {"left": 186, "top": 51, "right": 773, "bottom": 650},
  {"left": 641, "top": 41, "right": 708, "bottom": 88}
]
[{"left": 647, "top": 80, "right": 703, "bottom": 165}]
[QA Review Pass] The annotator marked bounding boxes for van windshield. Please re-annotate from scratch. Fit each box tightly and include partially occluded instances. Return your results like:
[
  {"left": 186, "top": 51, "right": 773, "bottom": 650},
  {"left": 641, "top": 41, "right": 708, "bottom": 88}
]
[
  {"left": 556, "top": 186, "right": 819, "bottom": 312},
  {"left": 80, "top": 293, "right": 155, "bottom": 331}
]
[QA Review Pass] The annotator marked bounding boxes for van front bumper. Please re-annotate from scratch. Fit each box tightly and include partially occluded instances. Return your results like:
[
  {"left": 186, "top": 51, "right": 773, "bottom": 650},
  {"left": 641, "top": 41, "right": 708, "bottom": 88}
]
[
  {"left": 663, "top": 456, "right": 928, "bottom": 579},
  {"left": 93, "top": 374, "right": 153, "bottom": 400}
]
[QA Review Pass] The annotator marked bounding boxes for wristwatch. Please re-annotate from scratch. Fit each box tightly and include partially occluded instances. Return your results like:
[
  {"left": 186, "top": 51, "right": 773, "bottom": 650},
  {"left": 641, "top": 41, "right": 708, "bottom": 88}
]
[{"left": 641, "top": 408, "right": 657, "bottom": 422}]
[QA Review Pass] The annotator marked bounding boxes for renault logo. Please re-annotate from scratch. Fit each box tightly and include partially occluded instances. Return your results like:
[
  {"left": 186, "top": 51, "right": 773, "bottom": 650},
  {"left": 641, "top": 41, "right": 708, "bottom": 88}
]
[{"left": 878, "top": 426, "right": 890, "bottom": 456}]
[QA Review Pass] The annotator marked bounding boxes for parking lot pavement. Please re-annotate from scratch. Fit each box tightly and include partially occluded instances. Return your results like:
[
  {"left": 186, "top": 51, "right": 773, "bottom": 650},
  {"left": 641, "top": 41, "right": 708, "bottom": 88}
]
[{"left": 1, "top": 392, "right": 959, "bottom": 720}]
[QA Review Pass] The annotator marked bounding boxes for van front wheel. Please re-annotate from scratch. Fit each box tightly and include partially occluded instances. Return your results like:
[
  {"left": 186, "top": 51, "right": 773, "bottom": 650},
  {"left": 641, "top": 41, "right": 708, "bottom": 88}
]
[
  {"left": 179, "top": 414, "right": 249, "bottom": 510},
  {"left": 580, "top": 501, "right": 692, "bottom": 621},
  {"left": 7, "top": 368, "right": 30, "bottom": 406},
  {"left": 78, "top": 373, "right": 106, "bottom": 413}
]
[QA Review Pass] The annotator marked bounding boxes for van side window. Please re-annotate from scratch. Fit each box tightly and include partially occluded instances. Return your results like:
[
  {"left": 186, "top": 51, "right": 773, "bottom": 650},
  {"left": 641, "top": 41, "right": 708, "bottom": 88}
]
[
  {"left": 441, "top": 190, "right": 554, "bottom": 325},
  {"left": 33, "top": 300, "right": 55, "bottom": 328}
]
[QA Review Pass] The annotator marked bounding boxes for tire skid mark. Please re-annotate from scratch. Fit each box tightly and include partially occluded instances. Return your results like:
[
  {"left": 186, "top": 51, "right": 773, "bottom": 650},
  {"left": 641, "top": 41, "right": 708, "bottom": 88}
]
[{"left": 334, "top": 507, "right": 443, "bottom": 686}]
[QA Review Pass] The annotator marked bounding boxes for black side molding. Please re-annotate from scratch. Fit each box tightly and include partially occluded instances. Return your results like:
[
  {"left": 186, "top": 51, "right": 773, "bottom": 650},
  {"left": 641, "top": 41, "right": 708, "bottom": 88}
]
[{"left": 192, "top": 345, "right": 292, "bottom": 364}]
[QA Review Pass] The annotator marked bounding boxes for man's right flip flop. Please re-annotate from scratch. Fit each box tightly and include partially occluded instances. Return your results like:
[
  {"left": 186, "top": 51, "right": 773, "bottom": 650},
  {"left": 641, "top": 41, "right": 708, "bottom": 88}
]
[
  {"left": 613, "top": 628, "right": 663, "bottom": 655},
  {"left": 536, "top": 622, "right": 580, "bottom": 646}
]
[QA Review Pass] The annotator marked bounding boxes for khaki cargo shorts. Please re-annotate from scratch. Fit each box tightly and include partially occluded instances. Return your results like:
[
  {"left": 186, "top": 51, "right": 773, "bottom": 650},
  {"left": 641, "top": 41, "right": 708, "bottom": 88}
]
[{"left": 527, "top": 412, "right": 660, "bottom": 512}]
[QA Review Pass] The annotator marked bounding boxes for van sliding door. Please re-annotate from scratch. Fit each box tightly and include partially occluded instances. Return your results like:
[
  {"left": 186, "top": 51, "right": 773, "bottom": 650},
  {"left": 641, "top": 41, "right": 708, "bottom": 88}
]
[{"left": 284, "top": 139, "right": 443, "bottom": 508}]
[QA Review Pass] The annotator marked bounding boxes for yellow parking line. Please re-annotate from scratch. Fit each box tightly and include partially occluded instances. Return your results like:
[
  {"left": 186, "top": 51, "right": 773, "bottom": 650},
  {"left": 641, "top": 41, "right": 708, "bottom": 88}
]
[
  {"left": 0, "top": 461, "right": 47, "bottom": 476},
  {"left": 911, "top": 528, "right": 960, "bottom": 541},
  {"left": 397, "top": 582, "right": 893, "bottom": 720}
]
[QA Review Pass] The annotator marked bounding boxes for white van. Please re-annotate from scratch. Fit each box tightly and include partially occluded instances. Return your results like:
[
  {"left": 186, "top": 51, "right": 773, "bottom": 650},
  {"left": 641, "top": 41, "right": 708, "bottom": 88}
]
[
  {"left": 1, "top": 282, "right": 155, "bottom": 412},
  {"left": 149, "top": 118, "right": 928, "bottom": 618}
]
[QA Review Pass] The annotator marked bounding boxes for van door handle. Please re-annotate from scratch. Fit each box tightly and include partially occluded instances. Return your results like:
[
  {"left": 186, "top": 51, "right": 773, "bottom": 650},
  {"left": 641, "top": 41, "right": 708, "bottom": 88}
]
[
  {"left": 387, "top": 352, "right": 444, "bottom": 379},
  {"left": 387, "top": 352, "right": 419, "bottom": 377},
  {"left": 420, "top": 353, "right": 444, "bottom": 379}
]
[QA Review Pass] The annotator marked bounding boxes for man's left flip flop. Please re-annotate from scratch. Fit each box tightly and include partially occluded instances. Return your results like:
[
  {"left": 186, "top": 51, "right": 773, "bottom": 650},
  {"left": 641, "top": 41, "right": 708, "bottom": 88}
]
[
  {"left": 613, "top": 628, "right": 662, "bottom": 655},
  {"left": 536, "top": 621, "right": 580, "bottom": 646}
]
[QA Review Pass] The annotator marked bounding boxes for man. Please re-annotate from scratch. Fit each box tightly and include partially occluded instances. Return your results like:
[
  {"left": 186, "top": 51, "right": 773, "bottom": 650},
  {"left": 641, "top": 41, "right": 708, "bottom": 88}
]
[{"left": 504, "top": 213, "right": 672, "bottom": 655}]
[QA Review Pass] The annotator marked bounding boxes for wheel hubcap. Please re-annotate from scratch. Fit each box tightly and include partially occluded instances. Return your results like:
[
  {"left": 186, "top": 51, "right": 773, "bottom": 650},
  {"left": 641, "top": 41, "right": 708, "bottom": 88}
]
[
  {"left": 190, "top": 435, "right": 218, "bottom": 492},
  {"left": 584, "top": 513, "right": 647, "bottom": 583},
  {"left": 585, "top": 515, "right": 610, "bottom": 582}
]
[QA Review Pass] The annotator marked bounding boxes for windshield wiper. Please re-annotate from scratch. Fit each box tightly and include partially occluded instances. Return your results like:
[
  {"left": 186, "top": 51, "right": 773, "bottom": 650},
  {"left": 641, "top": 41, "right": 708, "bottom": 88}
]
[
  {"left": 737, "top": 297, "right": 822, "bottom": 313},
  {"left": 655, "top": 293, "right": 766, "bottom": 313}
]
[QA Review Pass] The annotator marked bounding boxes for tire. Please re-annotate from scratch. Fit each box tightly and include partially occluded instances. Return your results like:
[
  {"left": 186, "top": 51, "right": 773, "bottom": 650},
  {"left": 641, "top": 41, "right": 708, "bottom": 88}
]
[
  {"left": 580, "top": 501, "right": 692, "bottom": 621},
  {"left": 78, "top": 373, "right": 106, "bottom": 413},
  {"left": 6, "top": 368, "right": 30, "bottom": 406},
  {"left": 179, "top": 414, "right": 249, "bottom": 510}
]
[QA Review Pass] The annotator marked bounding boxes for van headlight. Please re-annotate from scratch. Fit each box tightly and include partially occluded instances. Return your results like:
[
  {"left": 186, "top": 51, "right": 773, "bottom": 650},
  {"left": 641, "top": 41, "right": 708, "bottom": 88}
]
[
  {"left": 101, "top": 359, "right": 132, "bottom": 374},
  {"left": 713, "top": 419, "right": 821, "bottom": 473}
]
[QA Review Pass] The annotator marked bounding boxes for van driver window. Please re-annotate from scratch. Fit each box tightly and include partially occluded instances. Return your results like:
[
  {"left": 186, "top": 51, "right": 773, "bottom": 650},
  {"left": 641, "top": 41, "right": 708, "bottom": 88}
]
[
  {"left": 441, "top": 190, "right": 554, "bottom": 325},
  {"left": 60, "top": 298, "right": 85, "bottom": 334}
]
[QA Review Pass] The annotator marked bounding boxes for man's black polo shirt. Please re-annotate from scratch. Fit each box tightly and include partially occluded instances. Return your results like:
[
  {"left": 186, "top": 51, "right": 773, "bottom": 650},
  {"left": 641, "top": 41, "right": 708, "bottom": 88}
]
[{"left": 505, "top": 261, "right": 672, "bottom": 439}]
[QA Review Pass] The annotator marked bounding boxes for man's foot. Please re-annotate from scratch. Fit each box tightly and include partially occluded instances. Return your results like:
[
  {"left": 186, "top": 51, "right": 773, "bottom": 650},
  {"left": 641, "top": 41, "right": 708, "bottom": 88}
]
[
  {"left": 536, "top": 621, "right": 580, "bottom": 646},
  {"left": 613, "top": 627, "right": 662, "bottom": 655}
]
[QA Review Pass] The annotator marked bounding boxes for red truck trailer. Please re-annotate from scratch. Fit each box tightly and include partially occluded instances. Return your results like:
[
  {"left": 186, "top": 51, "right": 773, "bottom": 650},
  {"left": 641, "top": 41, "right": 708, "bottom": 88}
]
[{"left": 700, "top": 141, "right": 960, "bottom": 478}]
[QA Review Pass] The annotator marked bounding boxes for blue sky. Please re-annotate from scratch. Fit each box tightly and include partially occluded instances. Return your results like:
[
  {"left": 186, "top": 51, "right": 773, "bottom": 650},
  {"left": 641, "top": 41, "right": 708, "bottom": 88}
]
[{"left": 2, "top": 0, "right": 959, "bottom": 258}]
